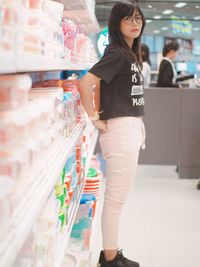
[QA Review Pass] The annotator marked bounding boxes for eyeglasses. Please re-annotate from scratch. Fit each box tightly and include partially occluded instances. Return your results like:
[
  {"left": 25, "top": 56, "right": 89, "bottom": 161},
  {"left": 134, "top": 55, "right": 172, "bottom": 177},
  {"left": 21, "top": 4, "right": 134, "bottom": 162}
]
[{"left": 123, "top": 15, "right": 143, "bottom": 25}]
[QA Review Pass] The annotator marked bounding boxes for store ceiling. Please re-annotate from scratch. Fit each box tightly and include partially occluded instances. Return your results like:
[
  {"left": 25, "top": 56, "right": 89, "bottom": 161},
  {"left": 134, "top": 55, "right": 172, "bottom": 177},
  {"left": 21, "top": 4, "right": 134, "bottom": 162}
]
[{"left": 95, "top": 0, "right": 200, "bottom": 39}]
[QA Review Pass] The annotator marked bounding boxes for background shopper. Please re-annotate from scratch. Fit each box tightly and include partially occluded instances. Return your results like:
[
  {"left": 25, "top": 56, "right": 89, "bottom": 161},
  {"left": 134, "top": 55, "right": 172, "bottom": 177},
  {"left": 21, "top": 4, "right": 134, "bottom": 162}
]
[
  {"left": 157, "top": 41, "right": 180, "bottom": 87},
  {"left": 141, "top": 43, "right": 151, "bottom": 87},
  {"left": 79, "top": 1, "right": 146, "bottom": 267}
]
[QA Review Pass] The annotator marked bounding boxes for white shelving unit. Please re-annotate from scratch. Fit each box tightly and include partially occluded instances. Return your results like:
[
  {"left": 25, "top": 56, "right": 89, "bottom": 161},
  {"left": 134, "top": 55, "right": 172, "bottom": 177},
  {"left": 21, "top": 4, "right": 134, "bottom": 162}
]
[
  {"left": 68, "top": 127, "right": 99, "bottom": 235},
  {"left": 54, "top": 128, "right": 99, "bottom": 267},
  {"left": 0, "top": 53, "right": 98, "bottom": 74},
  {"left": 0, "top": 53, "right": 16, "bottom": 73},
  {"left": 0, "top": 54, "right": 67, "bottom": 74},
  {"left": 0, "top": 1, "right": 100, "bottom": 266},
  {"left": 0, "top": 0, "right": 99, "bottom": 74},
  {"left": 17, "top": 55, "right": 70, "bottom": 73},
  {"left": 63, "top": 0, "right": 99, "bottom": 33},
  {"left": 0, "top": 120, "right": 89, "bottom": 267},
  {"left": 69, "top": 52, "right": 98, "bottom": 71},
  {"left": 65, "top": 125, "right": 100, "bottom": 267}
]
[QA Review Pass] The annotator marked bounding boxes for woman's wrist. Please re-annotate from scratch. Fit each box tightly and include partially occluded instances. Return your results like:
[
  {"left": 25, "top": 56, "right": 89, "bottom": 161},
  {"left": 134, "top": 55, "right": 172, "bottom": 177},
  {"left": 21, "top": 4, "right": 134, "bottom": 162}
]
[{"left": 88, "top": 111, "right": 99, "bottom": 121}]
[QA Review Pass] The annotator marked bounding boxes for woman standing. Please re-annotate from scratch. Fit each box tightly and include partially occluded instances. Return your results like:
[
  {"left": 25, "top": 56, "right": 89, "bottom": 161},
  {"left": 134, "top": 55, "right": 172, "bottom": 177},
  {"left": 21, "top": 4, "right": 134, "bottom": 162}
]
[
  {"left": 79, "top": 1, "right": 146, "bottom": 267},
  {"left": 141, "top": 43, "right": 151, "bottom": 87},
  {"left": 157, "top": 42, "right": 180, "bottom": 87}
]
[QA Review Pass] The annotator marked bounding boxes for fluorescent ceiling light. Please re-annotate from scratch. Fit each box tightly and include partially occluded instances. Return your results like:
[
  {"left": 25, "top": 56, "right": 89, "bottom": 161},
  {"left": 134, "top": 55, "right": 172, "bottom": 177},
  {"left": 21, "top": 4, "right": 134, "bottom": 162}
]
[
  {"left": 154, "top": 30, "right": 160, "bottom": 34},
  {"left": 148, "top": 5, "right": 152, "bottom": 8},
  {"left": 194, "top": 16, "right": 200, "bottom": 20},
  {"left": 146, "top": 19, "right": 152, "bottom": 23},
  {"left": 161, "top": 27, "right": 168, "bottom": 31},
  {"left": 175, "top": 2, "right": 187, "bottom": 8},
  {"left": 195, "top": 5, "right": 200, "bottom": 9},
  {"left": 162, "top": 10, "right": 173, "bottom": 15},
  {"left": 193, "top": 27, "right": 200, "bottom": 31},
  {"left": 153, "top": 15, "right": 162, "bottom": 19}
]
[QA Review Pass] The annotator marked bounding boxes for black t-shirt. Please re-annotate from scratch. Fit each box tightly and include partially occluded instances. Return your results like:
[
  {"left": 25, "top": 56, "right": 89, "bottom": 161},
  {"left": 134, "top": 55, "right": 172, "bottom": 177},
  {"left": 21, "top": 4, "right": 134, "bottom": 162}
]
[{"left": 89, "top": 44, "right": 145, "bottom": 120}]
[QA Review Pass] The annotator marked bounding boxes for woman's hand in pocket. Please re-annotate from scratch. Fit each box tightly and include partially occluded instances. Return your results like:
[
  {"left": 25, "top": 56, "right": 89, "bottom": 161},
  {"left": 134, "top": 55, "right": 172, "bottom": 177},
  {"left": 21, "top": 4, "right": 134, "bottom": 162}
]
[{"left": 92, "top": 120, "right": 107, "bottom": 134}]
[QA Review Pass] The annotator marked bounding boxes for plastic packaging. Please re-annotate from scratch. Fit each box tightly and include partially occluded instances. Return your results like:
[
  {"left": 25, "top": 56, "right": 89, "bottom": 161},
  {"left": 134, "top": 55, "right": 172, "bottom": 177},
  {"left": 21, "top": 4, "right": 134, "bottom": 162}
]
[
  {"left": 61, "top": 252, "right": 79, "bottom": 267},
  {"left": 0, "top": 175, "right": 14, "bottom": 241},
  {"left": 0, "top": 75, "right": 32, "bottom": 110}
]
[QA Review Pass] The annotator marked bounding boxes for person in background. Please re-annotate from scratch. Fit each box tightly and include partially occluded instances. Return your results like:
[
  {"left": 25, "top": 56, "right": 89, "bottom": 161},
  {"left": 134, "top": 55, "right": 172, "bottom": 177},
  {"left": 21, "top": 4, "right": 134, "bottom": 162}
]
[
  {"left": 157, "top": 41, "right": 180, "bottom": 87},
  {"left": 79, "top": 1, "right": 146, "bottom": 267},
  {"left": 141, "top": 43, "right": 151, "bottom": 87}
]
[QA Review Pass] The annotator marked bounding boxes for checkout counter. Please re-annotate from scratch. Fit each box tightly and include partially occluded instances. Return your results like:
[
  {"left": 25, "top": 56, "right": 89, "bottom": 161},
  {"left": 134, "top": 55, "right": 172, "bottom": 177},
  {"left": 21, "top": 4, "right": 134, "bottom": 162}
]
[{"left": 139, "top": 87, "right": 200, "bottom": 179}]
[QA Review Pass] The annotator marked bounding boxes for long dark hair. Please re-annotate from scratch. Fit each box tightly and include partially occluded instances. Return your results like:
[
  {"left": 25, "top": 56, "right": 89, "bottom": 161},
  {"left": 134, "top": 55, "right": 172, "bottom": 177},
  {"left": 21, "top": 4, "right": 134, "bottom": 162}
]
[
  {"left": 108, "top": 0, "right": 146, "bottom": 67},
  {"left": 141, "top": 43, "right": 151, "bottom": 66}
]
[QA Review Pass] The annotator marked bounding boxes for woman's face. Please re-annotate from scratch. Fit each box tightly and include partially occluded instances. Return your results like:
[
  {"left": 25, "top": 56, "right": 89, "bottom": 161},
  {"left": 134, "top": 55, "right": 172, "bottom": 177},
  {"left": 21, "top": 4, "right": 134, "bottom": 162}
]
[
  {"left": 168, "top": 50, "right": 179, "bottom": 60},
  {"left": 120, "top": 10, "right": 143, "bottom": 43}
]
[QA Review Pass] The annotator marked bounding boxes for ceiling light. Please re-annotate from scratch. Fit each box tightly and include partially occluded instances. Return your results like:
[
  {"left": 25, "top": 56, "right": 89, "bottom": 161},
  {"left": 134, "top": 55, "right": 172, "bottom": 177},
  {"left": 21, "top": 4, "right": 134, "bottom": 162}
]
[
  {"left": 161, "top": 27, "right": 168, "bottom": 31},
  {"left": 175, "top": 2, "right": 187, "bottom": 8},
  {"left": 162, "top": 10, "right": 173, "bottom": 15},
  {"left": 148, "top": 5, "right": 152, "bottom": 8},
  {"left": 153, "top": 15, "right": 162, "bottom": 19},
  {"left": 193, "top": 27, "right": 200, "bottom": 31},
  {"left": 194, "top": 16, "right": 200, "bottom": 20},
  {"left": 154, "top": 30, "right": 160, "bottom": 34},
  {"left": 195, "top": 6, "right": 200, "bottom": 9},
  {"left": 146, "top": 19, "right": 152, "bottom": 23}
]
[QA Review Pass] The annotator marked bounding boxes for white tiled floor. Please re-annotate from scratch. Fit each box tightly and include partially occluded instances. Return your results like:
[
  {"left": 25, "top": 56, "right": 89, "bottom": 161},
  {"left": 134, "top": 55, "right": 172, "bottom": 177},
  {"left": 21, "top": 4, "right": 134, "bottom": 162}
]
[{"left": 90, "top": 165, "right": 200, "bottom": 267}]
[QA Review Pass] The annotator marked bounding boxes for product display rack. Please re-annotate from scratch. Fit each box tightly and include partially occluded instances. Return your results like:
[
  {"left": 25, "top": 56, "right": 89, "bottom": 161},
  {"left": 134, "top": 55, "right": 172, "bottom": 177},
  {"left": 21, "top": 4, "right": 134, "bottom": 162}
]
[
  {"left": 67, "top": 125, "right": 98, "bottom": 229},
  {"left": 67, "top": 127, "right": 99, "bottom": 235},
  {"left": 0, "top": 54, "right": 66, "bottom": 74},
  {"left": 0, "top": 1, "right": 100, "bottom": 266},
  {"left": 16, "top": 55, "right": 70, "bottom": 73},
  {"left": 0, "top": 0, "right": 99, "bottom": 74},
  {"left": 0, "top": 54, "right": 98, "bottom": 74},
  {"left": 0, "top": 53, "right": 16, "bottom": 74},
  {"left": 82, "top": 170, "right": 102, "bottom": 266},
  {"left": 63, "top": 0, "right": 99, "bottom": 33},
  {"left": 69, "top": 52, "right": 98, "bottom": 71},
  {"left": 66, "top": 126, "right": 102, "bottom": 267},
  {"left": 54, "top": 127, "right": 99, "bottom": 267},
  {"left": 0, "top": 120, "right": 98, "bottom": 267}
]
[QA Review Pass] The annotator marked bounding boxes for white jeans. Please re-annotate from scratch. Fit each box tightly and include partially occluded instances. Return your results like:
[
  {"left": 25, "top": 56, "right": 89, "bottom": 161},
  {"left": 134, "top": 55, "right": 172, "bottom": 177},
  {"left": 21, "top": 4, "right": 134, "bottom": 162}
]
[{"left": 99, "top": 116, "right": 145, "bottom": 249}]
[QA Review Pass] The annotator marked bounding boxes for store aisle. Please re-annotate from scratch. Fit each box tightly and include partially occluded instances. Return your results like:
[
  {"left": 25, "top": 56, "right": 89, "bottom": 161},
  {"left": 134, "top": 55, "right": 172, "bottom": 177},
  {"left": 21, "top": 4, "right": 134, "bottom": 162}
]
[{"left": 91, "top": 165, "right": 200, "bottom": 267}]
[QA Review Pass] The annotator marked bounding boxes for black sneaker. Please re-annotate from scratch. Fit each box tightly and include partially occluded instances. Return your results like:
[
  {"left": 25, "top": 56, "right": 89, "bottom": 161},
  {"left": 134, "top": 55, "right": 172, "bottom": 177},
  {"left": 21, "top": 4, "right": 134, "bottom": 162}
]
[{"left": 98, "top": 249, "right": 140, "bottom": 267}]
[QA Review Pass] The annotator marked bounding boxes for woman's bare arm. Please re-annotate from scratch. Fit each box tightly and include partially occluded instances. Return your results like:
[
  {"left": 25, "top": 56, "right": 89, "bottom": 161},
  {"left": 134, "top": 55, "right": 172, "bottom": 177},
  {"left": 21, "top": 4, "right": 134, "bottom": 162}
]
[{"left": 79, "top": 72, "right": 107, "bottom": 133}]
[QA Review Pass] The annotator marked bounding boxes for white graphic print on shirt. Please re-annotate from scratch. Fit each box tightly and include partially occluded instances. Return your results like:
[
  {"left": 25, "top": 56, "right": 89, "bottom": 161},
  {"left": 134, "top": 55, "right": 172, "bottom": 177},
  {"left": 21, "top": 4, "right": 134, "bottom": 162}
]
[
  {"left": 131, "top": 63, "right": 144, "bottom": 107},
  {"left": 131, "top": 85, "right": 143, "bottom": 96},
  {"left": 131, "top": 63, "right": 139, "bottom": 72},
  {"left": 132, "top": 98, "right": 145, "bottom": 106}
]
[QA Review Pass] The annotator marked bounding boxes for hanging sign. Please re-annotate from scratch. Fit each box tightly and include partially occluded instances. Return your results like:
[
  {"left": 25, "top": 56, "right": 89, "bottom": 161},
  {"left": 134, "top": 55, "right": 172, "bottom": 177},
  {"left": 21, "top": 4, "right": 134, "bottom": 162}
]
[{"left": 171, "top": 16, "right": 192, "bottom": 35}]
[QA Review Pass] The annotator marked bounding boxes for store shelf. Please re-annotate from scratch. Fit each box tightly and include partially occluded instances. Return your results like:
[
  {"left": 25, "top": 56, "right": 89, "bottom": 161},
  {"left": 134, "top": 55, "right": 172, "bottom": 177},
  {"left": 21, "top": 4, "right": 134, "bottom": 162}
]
[
  {"left": 68, "top": 127, "right": 99, "bottom": 231},
  {"left": 69, "top": 52, "right": 98, "bottom": 70},
  {"left": 16, "top": 55, "right": 70, "bottom": 72},
  {"left": 0, "top": 120, "right": 87, "bottom": 267},
  {"left": 0, "top": 53, "right": 97, "bottom": 74},
  {"left": 63, "top": 0, "right": 99, "bottom": 33},
  {"left": 0, "top": 0, "right": 98, "bottom": 74},
  {"left": 89, "top": 190, "right": 101, "bottom": 251},
  {"left": 0, "top": 53, "right": 69, "bottom": 74},
  {"left": 54, "top": 127, "right": 99, "bottom": 267},
  {"left": 85, "top": 129, "right": 99, "bottom": 176},
  {"left": 0, "top": 53, "right": 16, "bottom": 74}
]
